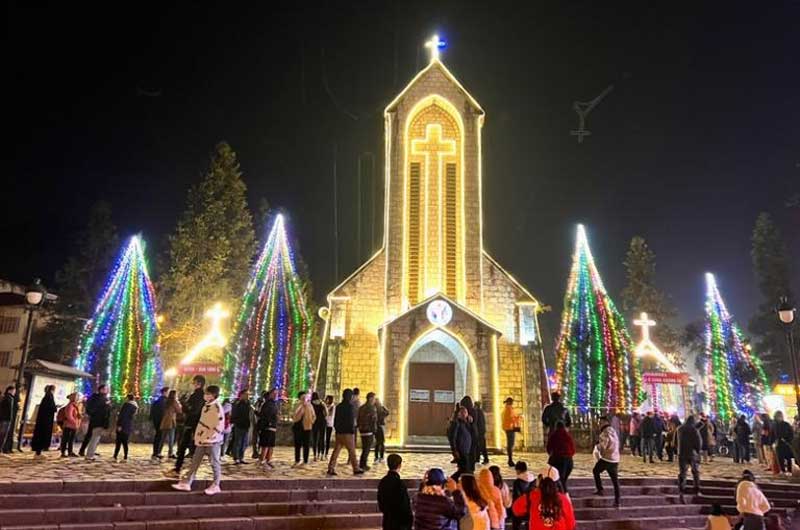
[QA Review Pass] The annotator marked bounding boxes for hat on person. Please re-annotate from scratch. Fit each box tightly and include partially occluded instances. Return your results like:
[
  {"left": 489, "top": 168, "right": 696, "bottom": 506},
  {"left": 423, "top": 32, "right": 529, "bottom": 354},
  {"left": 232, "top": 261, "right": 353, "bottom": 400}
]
[{"left": 425, "top": 468, "right": 447, "bottom": 486}]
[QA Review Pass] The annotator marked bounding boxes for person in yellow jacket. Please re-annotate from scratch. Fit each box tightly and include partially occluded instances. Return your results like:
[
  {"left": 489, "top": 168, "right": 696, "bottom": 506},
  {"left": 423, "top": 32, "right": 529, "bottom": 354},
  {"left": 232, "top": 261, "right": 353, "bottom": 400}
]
[
  {"left": 292, "top": 391, "right": 316, "bottom": 467},
  {"left": 501, "top": 397, "right": 521, "bottom": 467}
]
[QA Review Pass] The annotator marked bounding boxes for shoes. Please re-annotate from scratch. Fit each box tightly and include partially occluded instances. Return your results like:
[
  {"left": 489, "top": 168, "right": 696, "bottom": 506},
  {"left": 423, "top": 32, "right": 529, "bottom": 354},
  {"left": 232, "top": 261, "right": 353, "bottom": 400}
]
[
  {"left": 614, "top": 499, "right": 622, "bottom": 508},
  {"left": 150, "top": 456, "right": 160, "bottom": 463},
  {"left": 60, "top": 454, "right": 68, "bottom": 458},
  {"left": 265, "top": 461, "right": 274, "bottom": 469},
  {"left": 508, "top": 461, "right": 515, "bottom": 467},
  {"left": 593, "top": 490, "right": 604, "bottom": 496},
  {"left": 171, "top": 482, "right": 191, "bottom": 492},
  {"left": 292, "top": 462, "right": 304, "bottom": 468},
  {"left": 361, "top": 465, "right": 371, "bottom": 471},
  {"left": 168, "top": 454, "right": 177, "bottom": 459},
  {"left": 353, "top": 469, "right": 364, "bottom": 475},
  {"left": 163, "top": 469, "right": 180, "bottom": 478},
  {"left": 204, "top": 484, "right": 221, "bottom": 496},
  {"left": 327, "top": 470, "right": 338, "bottom": 476}
]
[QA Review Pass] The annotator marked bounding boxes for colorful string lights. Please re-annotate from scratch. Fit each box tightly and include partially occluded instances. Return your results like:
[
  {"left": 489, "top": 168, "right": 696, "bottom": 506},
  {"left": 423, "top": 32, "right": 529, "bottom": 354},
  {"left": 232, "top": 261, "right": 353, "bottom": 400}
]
[
  {"left": 74, "top": 236, "right": 162, "bottom": 402},
  {"left": 220, "top": 214, "right": 312, "bottom": 399},
  {"left": 703, "top": 273, "right": 767, "bottom": 422},
  {"left": 554, "top": 225, "right": 643, "bottom": 413}
]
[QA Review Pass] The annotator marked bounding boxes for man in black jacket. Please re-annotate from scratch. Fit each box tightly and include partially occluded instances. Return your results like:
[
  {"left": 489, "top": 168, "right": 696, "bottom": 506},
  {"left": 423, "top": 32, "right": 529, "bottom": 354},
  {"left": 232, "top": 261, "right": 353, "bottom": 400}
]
[
  {"left": 230, "top": 388, "right": 251, "bottom": 464},
  {"left": 541, "top": 392, "right": 571, "bottom": 438},
  {"left": 150, "top": 387, "right": 169, "bottom": 461},
  {"left": 79, "top": 384, "right": 111, "bottom": 458},
  {"left": 170, "top": 375, "right": 206, "bottom": 475},
  {"left": 377, "top": 453, "right": 412, "bottom": 530},
  {"left": 257, "top": 388, "right": 280, "bottom": 468},
  {"left": 677, "top": 414, "right": 702, "bottom": 501},
  {"left": 357, "top": 392, "right": 378, "bottom": 471},
  {"left": 640, "top": 411, "right": 656, "bottom": 463},
  {"left": 327, "top": 388, "right": 364, "bottom": 476}
]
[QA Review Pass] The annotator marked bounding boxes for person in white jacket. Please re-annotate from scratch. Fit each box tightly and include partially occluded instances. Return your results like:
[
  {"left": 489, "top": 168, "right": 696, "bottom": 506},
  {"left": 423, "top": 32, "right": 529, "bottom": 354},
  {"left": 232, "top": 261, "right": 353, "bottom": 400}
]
[
  {"left": 172, "top": 385, "right": 225, "bottom": 496},
  {"left": 592, "top": 416, "right": 621, "bottom": 508},
  {"left": 735, "top": 470, "right": 770, "bottom": 530}
]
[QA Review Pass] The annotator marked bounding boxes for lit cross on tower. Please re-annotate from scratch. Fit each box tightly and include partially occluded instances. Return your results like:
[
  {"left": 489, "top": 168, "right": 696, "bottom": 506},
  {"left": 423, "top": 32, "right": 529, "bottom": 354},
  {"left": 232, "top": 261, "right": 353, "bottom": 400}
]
[
  {"left": 424, "top": 34, "right": 446, "bottom": 63},
  {"left": 633, "top": 311, "right": 679, "bottom": 373}
]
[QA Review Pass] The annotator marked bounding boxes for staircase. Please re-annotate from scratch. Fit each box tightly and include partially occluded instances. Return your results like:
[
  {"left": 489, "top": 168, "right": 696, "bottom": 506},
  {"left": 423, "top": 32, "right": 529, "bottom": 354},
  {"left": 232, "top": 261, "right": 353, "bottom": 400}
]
[{"left": 0, "top": 476, "right": 796, "bottom": 530}]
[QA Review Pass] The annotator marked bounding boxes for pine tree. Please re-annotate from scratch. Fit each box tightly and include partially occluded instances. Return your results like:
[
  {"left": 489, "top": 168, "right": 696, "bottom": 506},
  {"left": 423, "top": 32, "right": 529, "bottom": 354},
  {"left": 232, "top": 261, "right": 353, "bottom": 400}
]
[
  {"left": 621, "top": 236, "right": 679, "bottom": 353},
  {"left": 704, "top": 273, "right": 768, "bottom": 422},
  {"left": 74, "top": 236, "right": 162, "bottom": 401},
  {"left": 160, "top": 142, "right": 256, "bottom": 364},
  {"left": 220, "top": 214, "right": 313, "bottom": 399},
  {"left": 554, "top": 225, "right": 643, "bottom": 412},
  {"left": 748, "top": 213, "right": 793, "bottom": 377}
]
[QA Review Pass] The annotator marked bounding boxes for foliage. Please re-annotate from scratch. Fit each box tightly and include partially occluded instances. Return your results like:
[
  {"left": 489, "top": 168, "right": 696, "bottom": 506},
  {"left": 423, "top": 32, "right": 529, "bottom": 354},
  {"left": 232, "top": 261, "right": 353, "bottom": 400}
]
[{"left": 160, "top": 142, "right": 256, "bottom": 366}]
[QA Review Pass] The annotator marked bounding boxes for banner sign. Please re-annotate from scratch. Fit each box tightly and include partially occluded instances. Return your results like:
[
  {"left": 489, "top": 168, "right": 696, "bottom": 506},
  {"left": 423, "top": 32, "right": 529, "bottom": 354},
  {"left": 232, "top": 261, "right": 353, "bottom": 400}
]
[
  {"left": 643, "top": 372, "right": 689, "bottom": 385},
  {"left": 178, "top": 363, "right": 221, "bottom": 375},
  {"left": 409, "top": 389, "right": 430, "bottom": 402}
]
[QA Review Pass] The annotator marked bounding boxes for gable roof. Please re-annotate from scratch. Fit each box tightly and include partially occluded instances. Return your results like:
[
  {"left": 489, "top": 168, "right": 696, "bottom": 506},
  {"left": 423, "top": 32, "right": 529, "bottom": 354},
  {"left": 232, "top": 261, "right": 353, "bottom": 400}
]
[
  {"left": 378, "top": 291, "right": 502, "bottom": 336},
  {"left": 384, "top": 59, "right": 484, "bottom": 115}
]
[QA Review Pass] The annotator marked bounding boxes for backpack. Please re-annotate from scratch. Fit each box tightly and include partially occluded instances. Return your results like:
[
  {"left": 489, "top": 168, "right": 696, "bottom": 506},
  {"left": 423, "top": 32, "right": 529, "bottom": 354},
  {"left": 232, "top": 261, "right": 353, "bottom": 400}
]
[{"left": 56, "top": 406, "right": 67, "bottom": 427}]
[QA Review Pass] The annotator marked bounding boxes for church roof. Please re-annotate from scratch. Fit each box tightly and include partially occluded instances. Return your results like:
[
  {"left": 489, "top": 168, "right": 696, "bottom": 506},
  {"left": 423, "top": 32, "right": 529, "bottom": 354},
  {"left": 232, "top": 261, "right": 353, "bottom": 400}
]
[
  {"left": 378, "top": 291, "right": 503, "bottom": 336},
  {"left": 384, "top": 59, "right": 484, "bottom": 115}
]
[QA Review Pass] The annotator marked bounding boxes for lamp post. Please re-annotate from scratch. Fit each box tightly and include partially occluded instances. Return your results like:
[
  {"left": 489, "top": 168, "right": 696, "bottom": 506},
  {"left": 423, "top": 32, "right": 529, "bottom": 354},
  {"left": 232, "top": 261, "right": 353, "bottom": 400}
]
[
  {"left": 776, "top": 296, "right": 799, "bottom": 418},
  {"left": 14, "top": 279, "right": 47, "bottom": 450}
]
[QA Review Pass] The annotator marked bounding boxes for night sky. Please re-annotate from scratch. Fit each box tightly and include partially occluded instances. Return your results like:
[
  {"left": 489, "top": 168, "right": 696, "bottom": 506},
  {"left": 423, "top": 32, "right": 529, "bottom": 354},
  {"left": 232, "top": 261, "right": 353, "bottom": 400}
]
[{"left": 6, "top": 3, "right": 799, "bottom": 343}]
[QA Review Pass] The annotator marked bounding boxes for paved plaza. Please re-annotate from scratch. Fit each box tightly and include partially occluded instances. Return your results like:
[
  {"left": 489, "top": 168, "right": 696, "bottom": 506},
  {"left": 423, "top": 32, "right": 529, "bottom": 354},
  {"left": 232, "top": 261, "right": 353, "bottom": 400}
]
[{"left": 1, "top": 443, "right": 796, "bottom": 485}]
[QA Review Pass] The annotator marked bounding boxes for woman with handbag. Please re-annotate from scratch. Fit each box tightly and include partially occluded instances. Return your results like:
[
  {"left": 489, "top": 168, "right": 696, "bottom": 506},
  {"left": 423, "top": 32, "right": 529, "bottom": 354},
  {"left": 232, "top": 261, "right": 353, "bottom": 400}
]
[{"left": 501, "top": 397, "right": 521, "bottom": 467}]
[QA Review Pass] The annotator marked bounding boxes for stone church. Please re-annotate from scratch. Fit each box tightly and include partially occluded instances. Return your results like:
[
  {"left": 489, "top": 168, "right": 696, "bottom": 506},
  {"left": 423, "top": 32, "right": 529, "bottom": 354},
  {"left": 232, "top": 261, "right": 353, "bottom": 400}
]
[{"left": 317, "top": 39, "right": 549, "bottom": 449}]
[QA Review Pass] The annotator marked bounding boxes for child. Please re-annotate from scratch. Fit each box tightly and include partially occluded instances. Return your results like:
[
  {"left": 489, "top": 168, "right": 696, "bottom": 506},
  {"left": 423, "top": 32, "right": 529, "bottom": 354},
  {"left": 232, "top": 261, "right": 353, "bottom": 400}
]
[
  {"left": 171, "top": 385, "right": 225, "bottom": 495},
  {"left": 511, "top": 461, "right": 534, "bottom": 530},
  {"left": 705, "top": 503, "right": 731, "bottom": 530}
]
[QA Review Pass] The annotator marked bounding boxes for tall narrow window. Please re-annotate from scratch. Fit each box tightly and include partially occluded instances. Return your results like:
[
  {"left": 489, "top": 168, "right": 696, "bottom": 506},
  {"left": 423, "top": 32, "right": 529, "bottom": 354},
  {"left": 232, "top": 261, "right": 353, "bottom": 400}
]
[
  {"left": 408, "top": 162, "right": 422, "bottom": 305},
  {"left": 444, "top": 162, "right": 457, "bottom": 298}
]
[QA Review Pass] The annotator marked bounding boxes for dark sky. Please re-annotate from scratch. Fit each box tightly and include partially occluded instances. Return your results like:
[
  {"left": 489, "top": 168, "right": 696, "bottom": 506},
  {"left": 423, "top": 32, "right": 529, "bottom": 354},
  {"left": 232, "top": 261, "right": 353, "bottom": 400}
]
[{"left": 6, "top": 3, "right": 799, "bottom": 343}]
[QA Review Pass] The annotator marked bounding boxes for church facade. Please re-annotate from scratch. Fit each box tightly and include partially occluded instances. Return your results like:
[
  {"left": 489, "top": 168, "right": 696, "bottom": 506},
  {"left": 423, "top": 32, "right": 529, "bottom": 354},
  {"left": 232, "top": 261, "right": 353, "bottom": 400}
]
[{"left": 317, "top": 48, "right": 549, "bottom": 450}]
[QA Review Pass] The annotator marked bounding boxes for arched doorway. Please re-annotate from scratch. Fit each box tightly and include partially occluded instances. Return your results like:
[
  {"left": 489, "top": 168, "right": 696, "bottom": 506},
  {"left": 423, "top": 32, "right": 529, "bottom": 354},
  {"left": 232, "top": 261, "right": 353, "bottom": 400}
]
[{"left": 401, "top": 328, "right": 478, "bottom": 445}]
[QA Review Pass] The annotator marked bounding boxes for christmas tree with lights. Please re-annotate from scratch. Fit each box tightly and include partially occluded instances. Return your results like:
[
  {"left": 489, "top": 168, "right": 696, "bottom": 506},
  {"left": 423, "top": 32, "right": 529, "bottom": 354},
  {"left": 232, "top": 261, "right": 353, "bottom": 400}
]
[
  {"left": 703, "top": 273, "right": 768, "bottom": 422},
  {"left": 74, "top": 236, "right": 162, "bottom": 401},
  {"left": 554, "top": 225, "right": 643, "bottom": 412},
  {"left": 221, "top": 214, "right": 312, "bottom": 399}
]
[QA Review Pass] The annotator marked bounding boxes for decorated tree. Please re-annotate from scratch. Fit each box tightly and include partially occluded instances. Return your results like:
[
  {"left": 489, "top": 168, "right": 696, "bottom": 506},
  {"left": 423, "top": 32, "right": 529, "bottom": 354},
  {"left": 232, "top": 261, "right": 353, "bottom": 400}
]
[
  {"left": 704, "top": 273, "right": 768, "bottom": 421},
  {"left": 221, "top": 214, "right": 313, "bottom": 399},
  {"left": 554, "top": 225, "right": 643, "bottom": 412},
  {"left": 74, "top": 236, "right": 162, "bottom": 401}
]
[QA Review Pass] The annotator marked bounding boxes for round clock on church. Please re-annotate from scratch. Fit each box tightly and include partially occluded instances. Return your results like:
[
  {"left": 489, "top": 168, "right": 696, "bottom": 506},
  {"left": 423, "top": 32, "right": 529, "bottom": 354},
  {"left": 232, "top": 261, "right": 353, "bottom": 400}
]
[{"left": 426, "top": 300, "right": 453, "bottom": 326}]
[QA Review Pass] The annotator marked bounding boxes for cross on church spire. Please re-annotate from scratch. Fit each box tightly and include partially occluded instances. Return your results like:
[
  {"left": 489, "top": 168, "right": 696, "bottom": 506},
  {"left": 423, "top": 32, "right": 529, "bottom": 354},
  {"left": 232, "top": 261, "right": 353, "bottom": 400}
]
[
  {"left": 424, "top": 34, "right": 446, "bottom": 63},
  {"left": 633, "top": 311, "right": 656, "bottom": 342}
]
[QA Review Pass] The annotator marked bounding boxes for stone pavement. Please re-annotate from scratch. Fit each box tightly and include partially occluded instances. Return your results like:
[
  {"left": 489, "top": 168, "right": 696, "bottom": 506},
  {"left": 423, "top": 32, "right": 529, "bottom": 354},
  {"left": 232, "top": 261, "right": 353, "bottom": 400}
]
[{"left": 0, "top": 443, "right": 796, "bottom": 485}]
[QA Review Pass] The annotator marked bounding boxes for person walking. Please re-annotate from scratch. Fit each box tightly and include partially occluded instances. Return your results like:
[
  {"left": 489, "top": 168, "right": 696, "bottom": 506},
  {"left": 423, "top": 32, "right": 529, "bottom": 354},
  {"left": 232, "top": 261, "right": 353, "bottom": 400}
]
[
  {"left": 474, "top": 401, "right": 489, "bottom": 465},
  {"left": 171, "top": 385, "right": 225, "bottom": 496},
  {"left": 734, "top": 415, "right": 752, "bottom": 464},
  {"left": 546, "top": 421, "right": 575, "bottom": 493},
  {"left": 452, "top": 406, "right": 475, "bottom": 479},
  {"left": 170, "top": 375, "right": 206, "bottom": 476},
  {"left": 0, "top": 386, "right": 17, "bottom": 453},
  {"left": 377, "top": 453, "right": 413, "bottom": 530},
  {"left": 257, "top": 388, "right": 280, "bottom": 468},
  {"left": 327, "top": 389, "right": 363, "bottom": 476},
  {"left": 59, "top": 392, "right": 80, "bottom": 457},
  {"left": 357, "top": 392, "right": 378, "bottom": 471},
  {"left": 735, "top": 470, "right": 770, "bottom": 530},
  {"left": 677, "top": 414, "right": 702, "bottom": 502},
  {"left": 113, "top": 394, "right": 138, "bottom": 460},
  {"left": 773, "top": 411, "right": 795, "bottom": 475},
  {"left": 541, "top": 392, "right": 571, "bottom": 439},
  {"left": 310, "top": 392, "right": 327, "bottom": 461},
  {"left": 150, "top": 387, "right": 168, "bottom": 461},
  {"left": 413, "top": 468, "right": 466, "bottom": 530},
  {"left": 79, "top": 384, "right": 109, "bottom": 456},
  {"left": 324, "top": 395, "right": 335, "bottom": 456},
  {"left": 158, "top": 390, "right": 181, "bottom": 459},
  {"left": 640, "top": 411, "right": 656, "bottom": 463},
  {"left": 84, "top": 385, "right": 112, "bottom": 460},
  {"left": 512, "top": 476, "right": 576, "bottom": 530},
  {"left": 592, "top": 416, "right": 621, "bottom": 508},
  {"left": 230, "top": 388, "right": 251, "bottom": 464},
  {"left": 292, "top": 390, "right": 315, "bottom": 467},
  {"left": 501, "top": 397, "right": 521, "bottom": 467},
  {"left": 374, "top": 397, "right": 389, "bottom": 464},
  {"left": 31, "top": 385, "right": 57, "bottom": 457}
]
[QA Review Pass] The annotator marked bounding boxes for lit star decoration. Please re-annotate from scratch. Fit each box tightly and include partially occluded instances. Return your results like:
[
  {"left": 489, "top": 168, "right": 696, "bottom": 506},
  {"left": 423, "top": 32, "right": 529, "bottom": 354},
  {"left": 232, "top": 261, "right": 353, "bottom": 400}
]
[
  {"left": 221, "top": 214, "right": 312, "bottom": 399},
  {"left": 74, "top": 235, "right": 162, "bottom": 402},
  {"left": 554, "top": 225, "right": 643, "bottom": 413},
  {"left": 703, "top": 273, "right": 768, "bottom": 422}
]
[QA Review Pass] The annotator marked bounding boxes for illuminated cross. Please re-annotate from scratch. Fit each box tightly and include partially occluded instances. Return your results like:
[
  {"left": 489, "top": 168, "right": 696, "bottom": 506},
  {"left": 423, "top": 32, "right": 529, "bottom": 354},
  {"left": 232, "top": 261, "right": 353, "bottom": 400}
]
[
  {"left": 634, "top": 312, "right": 656, "bottom": 342},
  {"left": 180, "top": 302, "right": 230, "bottom": 366},
  {"left": 411, "top": 124, "right": 456, "bottom": 173},
  {"left": 633, "top": 311, "right": 679, "bottom": 373},
  {"left": 424, "top": 34, "right": 446, "bottom": 63}
]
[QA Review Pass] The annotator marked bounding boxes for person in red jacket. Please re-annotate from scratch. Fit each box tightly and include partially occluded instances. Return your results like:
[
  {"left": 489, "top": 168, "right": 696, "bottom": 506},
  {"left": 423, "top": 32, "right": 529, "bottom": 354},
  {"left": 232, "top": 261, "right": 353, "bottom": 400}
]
[
  {"left": 512, "top": 477, "right": 576, "bottom": 530},
  {"left": 546, "top": 421, "right": 575, "bottom": 493}
]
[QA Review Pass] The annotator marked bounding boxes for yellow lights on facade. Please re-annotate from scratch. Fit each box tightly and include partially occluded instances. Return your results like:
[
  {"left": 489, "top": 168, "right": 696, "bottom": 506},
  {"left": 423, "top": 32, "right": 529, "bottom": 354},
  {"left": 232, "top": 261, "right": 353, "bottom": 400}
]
[
  {"left": 633, "top": 312, "right": 679, "bottom": 373},
  {"left": 773, "top": 383, "right": 800, "bottom": 396},
  {"left": 490, "top": 333, "right": 502, "bottom": 449},
  {"left": 180, "top": 302, "right": 230, "bottom": 366}
]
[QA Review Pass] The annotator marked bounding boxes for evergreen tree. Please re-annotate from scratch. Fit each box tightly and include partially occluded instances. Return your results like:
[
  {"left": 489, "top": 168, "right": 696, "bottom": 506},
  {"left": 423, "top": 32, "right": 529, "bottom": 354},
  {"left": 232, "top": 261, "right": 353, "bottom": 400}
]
[
  {"left": 221, "top": 214, "right": 313, "bottom": 399},
  {"left": 37, "top": 201, "right": 119, "bottom": 363},
  {"left": 161, "top": 142, "right": 256, "bottom": 364},
  {"left": 748, "top": 212, "right": 793, "bottom": 376},
  {"left": 554, "top": 225, "right": 643, "bottom": 412},
  {"left": 621, "top": 236, "right": 679, "bottom": 353}
]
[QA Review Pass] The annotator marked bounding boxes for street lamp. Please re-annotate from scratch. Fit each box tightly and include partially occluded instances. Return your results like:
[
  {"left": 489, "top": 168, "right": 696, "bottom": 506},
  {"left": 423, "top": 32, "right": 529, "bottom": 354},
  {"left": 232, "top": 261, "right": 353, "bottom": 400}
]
[
  {"left": 14, "top": 279, "right": 47, "bottom": 450},
  {"left": 776, "top": 296, "right": 798, "bottom": 418}
]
